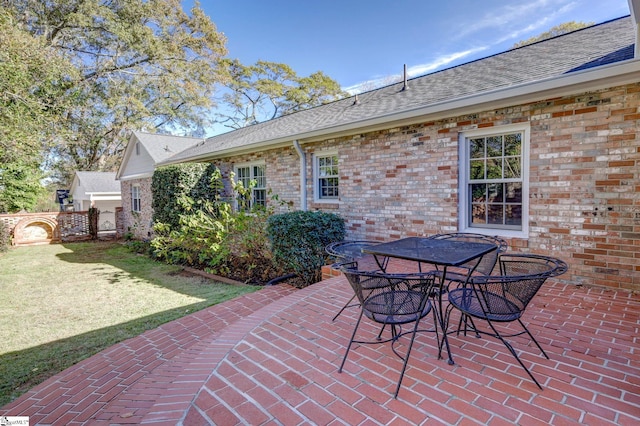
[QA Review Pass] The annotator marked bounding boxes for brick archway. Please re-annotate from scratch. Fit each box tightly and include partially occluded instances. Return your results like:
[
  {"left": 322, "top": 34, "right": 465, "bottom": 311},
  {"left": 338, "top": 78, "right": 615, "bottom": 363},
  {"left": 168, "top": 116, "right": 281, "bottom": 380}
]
[{"left": 12, "top": 217, "right": 61, "bottom": 246}]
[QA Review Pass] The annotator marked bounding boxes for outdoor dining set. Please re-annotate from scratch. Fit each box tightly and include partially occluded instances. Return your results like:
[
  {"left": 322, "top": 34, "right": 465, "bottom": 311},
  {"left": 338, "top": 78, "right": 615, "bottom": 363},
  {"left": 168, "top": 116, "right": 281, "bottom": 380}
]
[{"left": 326, "top": 233, "right": 568, "bottom": 398}]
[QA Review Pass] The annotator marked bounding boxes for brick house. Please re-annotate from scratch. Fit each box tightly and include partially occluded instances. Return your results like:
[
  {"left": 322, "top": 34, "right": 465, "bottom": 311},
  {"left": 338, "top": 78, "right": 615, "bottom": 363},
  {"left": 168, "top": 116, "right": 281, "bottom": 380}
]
[
  {"left": 116, "top": 131, "right": 203, "bottom": 239},
  {"left": 160, "top": 16, "right": 640, "bottom": 291}
]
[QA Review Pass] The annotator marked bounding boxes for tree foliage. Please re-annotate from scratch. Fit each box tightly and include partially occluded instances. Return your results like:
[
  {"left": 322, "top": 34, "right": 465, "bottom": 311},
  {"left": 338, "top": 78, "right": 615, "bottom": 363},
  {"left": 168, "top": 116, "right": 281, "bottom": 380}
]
[
  {"left": 216, "top": 59, "right": 348, "bottom": 129},
  {"left": 0, "top": 10, "right": 76, "bottom": 211},
  {"left": 2, "top": 0, "right": 228, "bottom": 184},
  {"left": 151, "top": 163, "right": 221, "bottom": 229},
  {"left": 512, "top": 21, "right": 594, "bottom": 48}
]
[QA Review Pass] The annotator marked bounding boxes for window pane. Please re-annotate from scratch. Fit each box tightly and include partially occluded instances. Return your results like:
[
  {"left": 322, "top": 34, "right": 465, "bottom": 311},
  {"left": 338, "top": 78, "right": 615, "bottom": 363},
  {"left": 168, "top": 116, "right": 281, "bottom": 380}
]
[
  {"left": 471, "top": 203, "right": 486, "bottom": 225},
  {"left": 470, "top": 184, "right": 486, "bottom": 203},
  {"left": 470, "top": 138, "right": 485, "bottom": 158},
  {"left": 487, "top": 204, "right": 504, "bottom": 225},
  {"left": 254, "top": 189, "right": 266, "bottom": 207},
  {"left": 505, "top": 205, "right": 522, "bottom": 226},
  {"left": 253, "top": 165, "right": 266, "bottom": 189},
  {"left": 487, "top": 183, "right": 503, "bottom": 203},
  {"left": 486, "top": 135, "right": 502, "bottom": 157},
  {"left": 504, "top": 133, "right": 522, "bottom": 155},
  {"left": 505, "top": 182, "right": 522, "bottom": 203},
  {"left": 504, "top": 157, "right": 521, "bottom": 178},
  {"left": 470, "top": 160, "right": 485, "bottom": 180},
  {"left": 486, "top": 158, "right": 502, "bottom": 179},
  {"left": 320, "top": 177, "right": 339, "bottom": 198}
]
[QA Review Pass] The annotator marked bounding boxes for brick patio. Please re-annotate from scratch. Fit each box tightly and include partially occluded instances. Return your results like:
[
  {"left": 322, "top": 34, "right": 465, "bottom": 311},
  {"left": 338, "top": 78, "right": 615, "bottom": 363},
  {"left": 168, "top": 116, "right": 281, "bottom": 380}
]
[{"left": 2, "top": 269, "right": 639, "bottom": 425}]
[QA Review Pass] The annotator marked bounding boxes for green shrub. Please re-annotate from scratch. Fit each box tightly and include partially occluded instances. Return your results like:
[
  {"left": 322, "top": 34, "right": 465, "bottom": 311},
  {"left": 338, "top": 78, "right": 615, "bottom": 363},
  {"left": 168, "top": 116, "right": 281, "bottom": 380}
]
[
  {"left": 267, "top": 211, "right": 345, "bottom": 287},
  {"left": 150, "top": 182, "right": 286, "bottom": 284},
  {"left": 151, "top": 163, "right": 221, "bottom": 229},
  {"left": 0, "top": 221, "right": 10, "bottom": 252}
]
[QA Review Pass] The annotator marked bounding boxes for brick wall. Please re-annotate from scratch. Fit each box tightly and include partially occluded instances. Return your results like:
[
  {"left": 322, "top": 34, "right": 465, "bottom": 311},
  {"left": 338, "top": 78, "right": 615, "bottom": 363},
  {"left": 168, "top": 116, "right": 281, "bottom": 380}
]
[
  {"left": 215, "top": 82, "right": 640, "bottom": 291},
  {"left": 120, "top": 177, "right": 154, "bottom": 239}
]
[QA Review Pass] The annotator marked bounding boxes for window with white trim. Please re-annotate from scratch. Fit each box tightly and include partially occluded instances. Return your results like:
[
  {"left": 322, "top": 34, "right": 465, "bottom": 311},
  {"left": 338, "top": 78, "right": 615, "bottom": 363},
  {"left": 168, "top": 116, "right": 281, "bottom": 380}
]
[
  {"left": 459, "top": 124, "right": 529, "bottom": 237},
  {"left": 131, "top": 185, "right": 141, "bottom": 212},
  {"left": 314, "top": 152, "right": 339, "bottom": 202},
  {"left": 235, "top": 162, "right": 266, "bottom": 210}
]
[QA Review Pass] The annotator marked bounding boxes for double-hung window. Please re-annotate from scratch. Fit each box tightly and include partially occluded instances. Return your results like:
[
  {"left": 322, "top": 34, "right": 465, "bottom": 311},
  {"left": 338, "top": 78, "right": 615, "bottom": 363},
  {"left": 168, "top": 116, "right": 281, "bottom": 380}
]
[
  {"left": 314, "top": 152, "right": 339, "bottom": 202},
  {"left": 235, "top": 162, "right": 266, "bottom": 210},
  {"left": 459, "top": 124, "right": 529, "bottom": 238},
  {"left": 131, "top": 185, "right": 141, "bottom": 212}
]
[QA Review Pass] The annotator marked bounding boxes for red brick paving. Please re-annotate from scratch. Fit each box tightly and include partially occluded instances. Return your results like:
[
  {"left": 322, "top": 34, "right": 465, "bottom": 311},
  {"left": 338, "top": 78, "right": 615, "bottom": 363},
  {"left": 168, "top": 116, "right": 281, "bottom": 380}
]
[{"left": 2, "top": 273, "right": 639, "bottom": 425}]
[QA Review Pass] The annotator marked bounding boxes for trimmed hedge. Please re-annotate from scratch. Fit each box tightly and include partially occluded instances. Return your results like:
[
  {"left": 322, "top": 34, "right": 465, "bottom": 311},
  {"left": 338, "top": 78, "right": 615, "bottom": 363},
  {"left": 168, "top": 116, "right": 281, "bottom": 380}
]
[
  {"left": 0, "top": 221, "right": 10, "bottom": 252},
  {"left": 267, "top": 210, "right": 345, "bottom": 287},
  {"left": 151, "top": 163, "right": 220, "bottom": 229}
]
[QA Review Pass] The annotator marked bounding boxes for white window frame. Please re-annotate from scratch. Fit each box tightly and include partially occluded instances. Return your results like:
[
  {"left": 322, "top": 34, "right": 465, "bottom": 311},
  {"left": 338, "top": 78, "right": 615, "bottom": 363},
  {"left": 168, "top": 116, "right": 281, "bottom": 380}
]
[
  {"left": 458, "top": 123, "right": 530, "bottom": 239},
  {"left": 313, "top": 151, "right": 339, "bottom": 203},
  {"left": 234, "top": 161, "right": 267, "bottom": 210},
  {"left": 131, "top": 184, "right": 141, "bottom": 212}
]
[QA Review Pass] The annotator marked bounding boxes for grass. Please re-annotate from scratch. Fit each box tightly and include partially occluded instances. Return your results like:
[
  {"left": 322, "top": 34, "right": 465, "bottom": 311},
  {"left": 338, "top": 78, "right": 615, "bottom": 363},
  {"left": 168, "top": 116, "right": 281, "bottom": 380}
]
[{"left": 0, "top": 241, "right": 261, "bottom": 406}]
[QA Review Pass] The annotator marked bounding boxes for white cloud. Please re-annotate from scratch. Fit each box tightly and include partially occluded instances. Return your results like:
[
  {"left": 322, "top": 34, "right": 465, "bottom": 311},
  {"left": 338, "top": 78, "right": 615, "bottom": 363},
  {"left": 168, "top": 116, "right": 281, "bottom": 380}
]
[
  {"left": 343, "top": 0, "right": 592, "bottom": 95},
  {"left": 344, "top": 46, "right": 488, "bottom": 94},
  {"left": 456, "top": 0, "right": 577, "bottom": 39}
]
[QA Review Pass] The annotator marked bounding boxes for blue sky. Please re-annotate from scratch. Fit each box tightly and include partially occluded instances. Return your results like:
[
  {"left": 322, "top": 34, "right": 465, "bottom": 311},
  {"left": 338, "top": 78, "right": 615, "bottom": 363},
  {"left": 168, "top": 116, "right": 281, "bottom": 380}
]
[{"left": 188, "top": 0, "right": 630, "bottom": 94}]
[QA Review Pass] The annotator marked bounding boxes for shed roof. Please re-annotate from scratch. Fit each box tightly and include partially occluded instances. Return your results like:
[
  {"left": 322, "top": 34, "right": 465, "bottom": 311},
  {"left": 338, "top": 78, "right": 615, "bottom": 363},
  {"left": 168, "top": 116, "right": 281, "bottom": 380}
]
[{"left": 163, "top": 16, "right": 637, "bottom": 165}]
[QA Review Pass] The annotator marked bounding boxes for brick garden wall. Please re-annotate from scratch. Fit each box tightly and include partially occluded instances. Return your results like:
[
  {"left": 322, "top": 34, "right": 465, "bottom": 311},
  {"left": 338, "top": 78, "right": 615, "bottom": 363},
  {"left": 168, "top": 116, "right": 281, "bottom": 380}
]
[{"left": 216, "top": 82, "right": 639, "bottom": 291}]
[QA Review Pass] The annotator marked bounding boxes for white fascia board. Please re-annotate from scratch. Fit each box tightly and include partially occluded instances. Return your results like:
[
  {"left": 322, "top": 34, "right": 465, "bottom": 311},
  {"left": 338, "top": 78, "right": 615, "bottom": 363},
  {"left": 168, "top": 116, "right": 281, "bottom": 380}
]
[
  {"left": 118, "top": 172, "right": 153, "bottom": 181},
  {"left": 87, "top": 193, "right": 122, "bottom": 201},
  {"left": 164, "top": 59, "right": 640, "bottom": 163},
  {"left": 116, "top": 133, "right": 139, "bottom": 180}
]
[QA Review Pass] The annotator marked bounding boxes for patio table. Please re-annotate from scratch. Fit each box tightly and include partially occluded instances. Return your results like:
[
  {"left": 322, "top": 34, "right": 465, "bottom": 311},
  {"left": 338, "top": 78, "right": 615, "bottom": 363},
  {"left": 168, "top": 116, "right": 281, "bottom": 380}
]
[{"left": 362, "top": 236, "right": 498, "bottom": 365}]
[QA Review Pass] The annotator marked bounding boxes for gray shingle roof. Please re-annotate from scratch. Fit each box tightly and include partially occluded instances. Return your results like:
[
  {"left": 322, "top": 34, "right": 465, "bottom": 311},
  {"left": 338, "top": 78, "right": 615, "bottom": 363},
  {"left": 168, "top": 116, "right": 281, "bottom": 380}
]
[
  {"left": 75, "top": 171, "right": 120, "bottom": 193},
  {"left": 166, "top": 16, "right": 635, "bottom": 164},
  {"left": 133, "top": 131, "right": 203, "bottom": 163}
]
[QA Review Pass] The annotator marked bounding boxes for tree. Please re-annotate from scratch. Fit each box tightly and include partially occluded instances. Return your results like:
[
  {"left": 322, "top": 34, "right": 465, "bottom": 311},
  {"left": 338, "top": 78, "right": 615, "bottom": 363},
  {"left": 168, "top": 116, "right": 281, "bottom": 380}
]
[
  {"left": 512, "top": 21, "right": 594, "bottom": 48},
  {"left": 0, "top": 10, "right": 76, "bottom": 212},
  {"left": 0, "top": 163, "right": 46, "bottom": 213},
  {"left": 216, "top": 59, "right": 348, "bottom": 130},
  {"left": 3, "top": 0, "right": 228, "bottom": 184}
]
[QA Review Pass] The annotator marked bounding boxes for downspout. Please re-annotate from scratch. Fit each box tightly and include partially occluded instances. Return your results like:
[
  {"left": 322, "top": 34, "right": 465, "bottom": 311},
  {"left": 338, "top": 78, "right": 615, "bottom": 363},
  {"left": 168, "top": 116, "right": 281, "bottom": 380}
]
[
  {"left": 630, "top": 0, "right": 640, "bottom": 57},
  {"left": 293, "top": 140, "right": 308, "bottom": 211}
]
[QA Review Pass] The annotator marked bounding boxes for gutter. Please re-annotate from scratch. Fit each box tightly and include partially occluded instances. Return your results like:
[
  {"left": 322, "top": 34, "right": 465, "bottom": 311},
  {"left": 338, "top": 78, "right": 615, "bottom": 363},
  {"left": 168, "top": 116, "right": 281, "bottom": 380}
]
[
  {"left": 158, "top": 58, "right": 640, "bottom": 165},
  {"left": 293, "top": 140, "right": 307, "bottom": 211}
]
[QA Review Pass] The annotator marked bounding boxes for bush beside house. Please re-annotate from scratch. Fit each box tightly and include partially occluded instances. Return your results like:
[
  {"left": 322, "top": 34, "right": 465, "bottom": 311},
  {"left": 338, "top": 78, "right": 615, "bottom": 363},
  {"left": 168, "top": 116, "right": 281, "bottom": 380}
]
[{"left": 267, "top": 211, "right": 345, "bottom": 286}]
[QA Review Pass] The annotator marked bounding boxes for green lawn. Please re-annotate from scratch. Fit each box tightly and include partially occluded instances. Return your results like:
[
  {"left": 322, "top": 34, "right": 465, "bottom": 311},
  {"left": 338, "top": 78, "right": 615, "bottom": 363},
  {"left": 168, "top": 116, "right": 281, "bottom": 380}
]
[{"left": 0, "top": 241, "right": 260, "bottom": 406}]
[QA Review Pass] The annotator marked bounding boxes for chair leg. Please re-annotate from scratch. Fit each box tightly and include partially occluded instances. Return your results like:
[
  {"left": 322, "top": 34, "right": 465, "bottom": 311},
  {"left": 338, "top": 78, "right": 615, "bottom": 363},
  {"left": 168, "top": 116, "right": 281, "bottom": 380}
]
[
  {"left": 518, "top": 319, "right": 549, "bottom": 359},
  {"left": 393, "top": 318, "right": 423, "bottom": 398},
  {"left": 332, "top": 294, "right": 358, "bottom": 321},
  {"left": 484, "top": 318, "right": 544, "bottom": 390},
  {"left": 338, "top": 310, "right": 364, "bottom": 373}
]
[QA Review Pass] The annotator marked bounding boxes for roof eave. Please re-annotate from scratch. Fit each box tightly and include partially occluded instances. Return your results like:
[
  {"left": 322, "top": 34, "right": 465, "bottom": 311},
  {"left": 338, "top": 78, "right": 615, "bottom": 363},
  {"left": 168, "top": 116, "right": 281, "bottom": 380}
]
[{"left": 162, "top": 58, "right": 640, "bottom": 164}]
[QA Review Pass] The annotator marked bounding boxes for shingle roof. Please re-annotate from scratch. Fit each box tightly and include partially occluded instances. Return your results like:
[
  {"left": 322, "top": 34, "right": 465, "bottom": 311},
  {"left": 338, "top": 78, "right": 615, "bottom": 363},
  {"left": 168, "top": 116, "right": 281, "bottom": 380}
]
[
  {"left": 75, "top": 171, "right": 120, "bottom": 193},
  {"left": 165, "top": 16, "right": 635, "bottom": 164},
  {"left": 133, "top": 131, "right": 203, "bottom": 163}
]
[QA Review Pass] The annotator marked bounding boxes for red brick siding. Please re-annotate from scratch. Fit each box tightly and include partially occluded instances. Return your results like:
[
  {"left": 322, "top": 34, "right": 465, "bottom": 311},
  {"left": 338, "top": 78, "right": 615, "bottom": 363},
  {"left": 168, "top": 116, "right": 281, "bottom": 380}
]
[{"left": 217, "top": 83, "right": 640, "bottom": 291}]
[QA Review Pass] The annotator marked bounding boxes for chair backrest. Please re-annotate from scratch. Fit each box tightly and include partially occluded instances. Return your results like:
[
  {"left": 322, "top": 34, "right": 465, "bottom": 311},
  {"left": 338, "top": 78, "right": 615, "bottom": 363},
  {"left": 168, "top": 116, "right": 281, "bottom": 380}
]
[
  {"left": 428, "top": 233, "right": 508, "bottom": 275},
  {"left": 472, "top": 254, "right": 567, "bottom": 316},
  {"left": 326, "top": 240, "right": 380, "bottom": 271},
  {"left": 335, "top": 262, "right": 436, "bottom": 324}
]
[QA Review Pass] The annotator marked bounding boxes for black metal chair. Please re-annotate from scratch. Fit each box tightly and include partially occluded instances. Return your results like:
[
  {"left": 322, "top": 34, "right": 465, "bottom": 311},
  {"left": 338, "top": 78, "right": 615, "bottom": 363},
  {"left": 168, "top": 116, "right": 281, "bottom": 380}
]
[
  {"left": 335, "top": 261, "right": 437, "bottom": 398},
  {"left": 325, "top": 240, "right": 387, "bottom": 320},
  {"left": 447, "top": 253, "right": 568, "bottom": 389}
]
